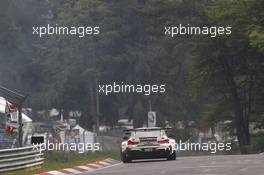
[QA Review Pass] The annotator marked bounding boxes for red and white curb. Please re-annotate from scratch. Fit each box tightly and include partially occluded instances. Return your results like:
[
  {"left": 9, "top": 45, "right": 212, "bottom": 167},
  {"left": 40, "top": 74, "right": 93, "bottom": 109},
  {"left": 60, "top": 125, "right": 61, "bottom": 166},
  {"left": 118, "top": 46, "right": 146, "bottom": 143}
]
[{"left": 37, "top": 158, "right": 121, "bottom": 175}]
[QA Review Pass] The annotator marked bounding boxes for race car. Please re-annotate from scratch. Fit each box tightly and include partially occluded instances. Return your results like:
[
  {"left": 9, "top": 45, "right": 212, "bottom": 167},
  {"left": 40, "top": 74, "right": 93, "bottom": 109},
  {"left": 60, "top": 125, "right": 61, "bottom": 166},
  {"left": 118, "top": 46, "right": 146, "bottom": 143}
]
[{"left": 120, "top": 127, "right": 176, "bottom": 163}]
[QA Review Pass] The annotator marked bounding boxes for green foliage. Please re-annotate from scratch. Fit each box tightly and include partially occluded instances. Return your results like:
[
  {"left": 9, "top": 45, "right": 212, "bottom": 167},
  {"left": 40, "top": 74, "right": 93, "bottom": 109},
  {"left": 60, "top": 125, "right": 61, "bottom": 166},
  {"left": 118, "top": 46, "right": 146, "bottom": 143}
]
[
  {"left": 250, "top": 29, "right": 264, "bottom": 53},
  {"left": 191, "top": 0, "right": 264, "bottom": 151},
  {"left": 0, "top": 0, "right": 263, "bottom": 148},
  {"left": 251, "top": 132, "right": 264, "bottom": 153},
  {"left": 24, "top": 0, "right": 202, "bottom": 128}
]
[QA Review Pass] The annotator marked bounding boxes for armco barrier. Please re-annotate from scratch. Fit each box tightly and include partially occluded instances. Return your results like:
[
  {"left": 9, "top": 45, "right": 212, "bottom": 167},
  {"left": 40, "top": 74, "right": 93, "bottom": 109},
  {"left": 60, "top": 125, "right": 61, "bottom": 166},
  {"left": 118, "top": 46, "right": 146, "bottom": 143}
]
[{"left": 0, "top": 145, "right": 44, "bottom": 173}]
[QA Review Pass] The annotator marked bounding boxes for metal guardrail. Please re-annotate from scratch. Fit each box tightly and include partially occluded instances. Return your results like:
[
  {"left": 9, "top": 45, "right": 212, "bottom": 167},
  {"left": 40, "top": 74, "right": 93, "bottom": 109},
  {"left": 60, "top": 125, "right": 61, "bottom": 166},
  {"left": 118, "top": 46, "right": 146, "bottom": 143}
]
[{"left": 0, "top": 145, "right": 44, "bottom": 173}]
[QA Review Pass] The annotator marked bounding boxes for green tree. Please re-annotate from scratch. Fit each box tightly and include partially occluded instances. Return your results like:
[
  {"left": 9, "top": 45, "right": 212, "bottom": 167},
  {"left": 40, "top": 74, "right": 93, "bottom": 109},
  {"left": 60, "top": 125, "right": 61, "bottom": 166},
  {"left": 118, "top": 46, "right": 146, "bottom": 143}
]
[{"left": 192, "top": 0, "right": 264, "bottom": 153}]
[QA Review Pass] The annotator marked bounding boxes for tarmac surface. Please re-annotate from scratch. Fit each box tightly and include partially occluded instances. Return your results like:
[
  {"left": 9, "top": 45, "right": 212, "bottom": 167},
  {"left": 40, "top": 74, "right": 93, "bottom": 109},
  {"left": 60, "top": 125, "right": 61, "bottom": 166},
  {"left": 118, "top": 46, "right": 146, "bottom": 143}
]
[{"left": 81, "top": 154, "right": 264, "bottom": 175}]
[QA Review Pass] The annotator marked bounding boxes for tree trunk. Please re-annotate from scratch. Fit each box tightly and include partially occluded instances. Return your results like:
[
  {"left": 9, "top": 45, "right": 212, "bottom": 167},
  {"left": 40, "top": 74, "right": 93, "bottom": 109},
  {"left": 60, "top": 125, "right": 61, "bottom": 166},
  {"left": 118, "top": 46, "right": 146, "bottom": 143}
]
[
  {"left": 220, "top": 57, "right": 251, "bottom": 154},
  {"left": 89, "top": 76, "right": 96, "bottom": 132},
  {"left": 94, "top": 74, "right": 100, "bottom": 132}
]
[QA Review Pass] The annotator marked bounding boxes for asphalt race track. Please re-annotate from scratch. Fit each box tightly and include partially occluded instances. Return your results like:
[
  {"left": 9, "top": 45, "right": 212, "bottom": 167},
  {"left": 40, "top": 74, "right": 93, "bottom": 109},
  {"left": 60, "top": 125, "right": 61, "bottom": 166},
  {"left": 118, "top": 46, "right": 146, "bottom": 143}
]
[{"left": 81, "top": 154, "right": 264, "bottom": 175}]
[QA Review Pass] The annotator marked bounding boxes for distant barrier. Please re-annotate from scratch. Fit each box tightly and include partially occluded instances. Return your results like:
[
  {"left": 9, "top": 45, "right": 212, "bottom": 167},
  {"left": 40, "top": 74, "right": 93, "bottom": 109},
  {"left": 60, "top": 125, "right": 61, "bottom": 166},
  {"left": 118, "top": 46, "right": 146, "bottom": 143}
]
[
  {"left": 0, "top": 146, "right": 44, "bottom": 173},
  {"left": 95, "top": 135, "right": 120, "bottom": 151}
]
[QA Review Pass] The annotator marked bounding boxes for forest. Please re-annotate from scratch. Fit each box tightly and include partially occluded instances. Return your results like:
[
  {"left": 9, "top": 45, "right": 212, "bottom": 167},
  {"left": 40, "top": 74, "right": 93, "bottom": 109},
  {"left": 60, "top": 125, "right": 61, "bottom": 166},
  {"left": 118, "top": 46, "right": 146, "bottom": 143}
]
[{"left": 0, "top": 0, "right": 264, "bottom": 153}]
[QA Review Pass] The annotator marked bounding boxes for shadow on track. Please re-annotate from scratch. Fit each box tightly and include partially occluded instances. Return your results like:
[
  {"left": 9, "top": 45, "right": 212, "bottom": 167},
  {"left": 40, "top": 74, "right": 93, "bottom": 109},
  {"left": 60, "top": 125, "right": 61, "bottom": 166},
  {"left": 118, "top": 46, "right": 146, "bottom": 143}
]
[{"left": 131, "top": 159, "right": 169, "bottom": 164}]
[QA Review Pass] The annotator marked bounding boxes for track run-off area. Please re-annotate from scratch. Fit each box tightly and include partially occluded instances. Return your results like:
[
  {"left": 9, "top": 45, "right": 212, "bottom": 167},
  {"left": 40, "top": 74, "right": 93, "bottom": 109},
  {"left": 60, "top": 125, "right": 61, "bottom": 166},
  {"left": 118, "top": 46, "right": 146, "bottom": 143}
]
[{"left": 81, "top": 154, "right": 264, "bottom": 175}]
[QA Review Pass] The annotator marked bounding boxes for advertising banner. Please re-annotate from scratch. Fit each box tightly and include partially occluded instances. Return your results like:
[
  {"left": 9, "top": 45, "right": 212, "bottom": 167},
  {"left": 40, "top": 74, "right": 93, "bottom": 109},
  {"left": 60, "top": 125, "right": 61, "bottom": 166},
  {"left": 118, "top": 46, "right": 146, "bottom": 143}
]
[
  {"left": 148, "top": 111, "right": 156, "bottom": 127},
  {"left": 65, "top": 129, "right": 80, "bottom": 144},
  {"left": 5, "top": 102, "right": 18, "bottom": 138}
]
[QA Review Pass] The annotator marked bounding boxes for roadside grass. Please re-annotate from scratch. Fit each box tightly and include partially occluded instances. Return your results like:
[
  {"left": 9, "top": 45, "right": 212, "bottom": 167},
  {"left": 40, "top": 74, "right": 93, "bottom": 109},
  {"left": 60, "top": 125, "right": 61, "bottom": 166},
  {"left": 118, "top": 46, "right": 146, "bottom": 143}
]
[{"left": 6, "top": 151, "right": 120, "bottom": 175}]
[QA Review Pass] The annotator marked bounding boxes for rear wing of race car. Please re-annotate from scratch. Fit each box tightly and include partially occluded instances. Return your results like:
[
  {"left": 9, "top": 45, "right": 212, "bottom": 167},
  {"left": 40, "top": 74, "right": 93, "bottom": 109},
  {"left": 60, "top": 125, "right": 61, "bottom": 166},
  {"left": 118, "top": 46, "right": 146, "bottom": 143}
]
[
  {"left": 122, "top": 127, "right": 173, "bottom": 140},
  {"left": 123, "top": 127, "right": 172, "bottom": 132}
]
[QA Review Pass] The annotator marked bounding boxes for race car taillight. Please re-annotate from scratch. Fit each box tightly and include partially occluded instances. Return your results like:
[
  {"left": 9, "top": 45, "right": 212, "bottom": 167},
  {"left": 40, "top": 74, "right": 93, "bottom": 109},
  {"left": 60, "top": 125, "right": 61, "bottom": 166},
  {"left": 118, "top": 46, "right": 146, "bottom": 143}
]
[
  {"left": 158, "top": 139, "right": 170, "bottom": 144},
  {"left": 127, "top": 140, "right": 139, "bottom": 145}
]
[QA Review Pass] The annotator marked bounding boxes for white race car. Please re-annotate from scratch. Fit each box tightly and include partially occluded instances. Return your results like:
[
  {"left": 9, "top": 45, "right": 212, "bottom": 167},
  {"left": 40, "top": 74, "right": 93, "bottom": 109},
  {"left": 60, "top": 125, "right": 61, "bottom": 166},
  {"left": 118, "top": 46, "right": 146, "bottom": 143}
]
[{"left": 120, "top": 127, "right": 176, "bottom": 163}]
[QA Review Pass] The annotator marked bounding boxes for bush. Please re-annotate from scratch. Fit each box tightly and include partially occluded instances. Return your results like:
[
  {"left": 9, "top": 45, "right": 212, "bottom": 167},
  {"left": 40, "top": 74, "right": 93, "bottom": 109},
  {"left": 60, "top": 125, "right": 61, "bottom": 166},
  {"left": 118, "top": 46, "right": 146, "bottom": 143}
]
[{"left": 251, "top": 132, "right": 264, "bottom": 153}]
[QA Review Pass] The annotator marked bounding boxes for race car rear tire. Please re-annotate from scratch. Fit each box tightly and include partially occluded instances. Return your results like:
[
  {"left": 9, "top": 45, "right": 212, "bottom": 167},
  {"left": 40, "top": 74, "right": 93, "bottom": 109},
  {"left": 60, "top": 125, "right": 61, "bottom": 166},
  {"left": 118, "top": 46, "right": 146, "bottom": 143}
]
[
  {"left": 167, "top": 151, "right": 176, "bottom": 161},
  {"left": 121, "top": 153, "right": 132, "bottom": 163}
]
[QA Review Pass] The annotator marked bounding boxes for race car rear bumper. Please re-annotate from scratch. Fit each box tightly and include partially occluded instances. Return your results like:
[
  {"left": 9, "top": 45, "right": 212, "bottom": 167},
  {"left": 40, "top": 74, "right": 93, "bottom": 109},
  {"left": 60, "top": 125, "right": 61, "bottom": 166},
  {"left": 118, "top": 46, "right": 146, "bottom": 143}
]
[{"left": 123, "top": 145, "right": 174, "bottom": 159}]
